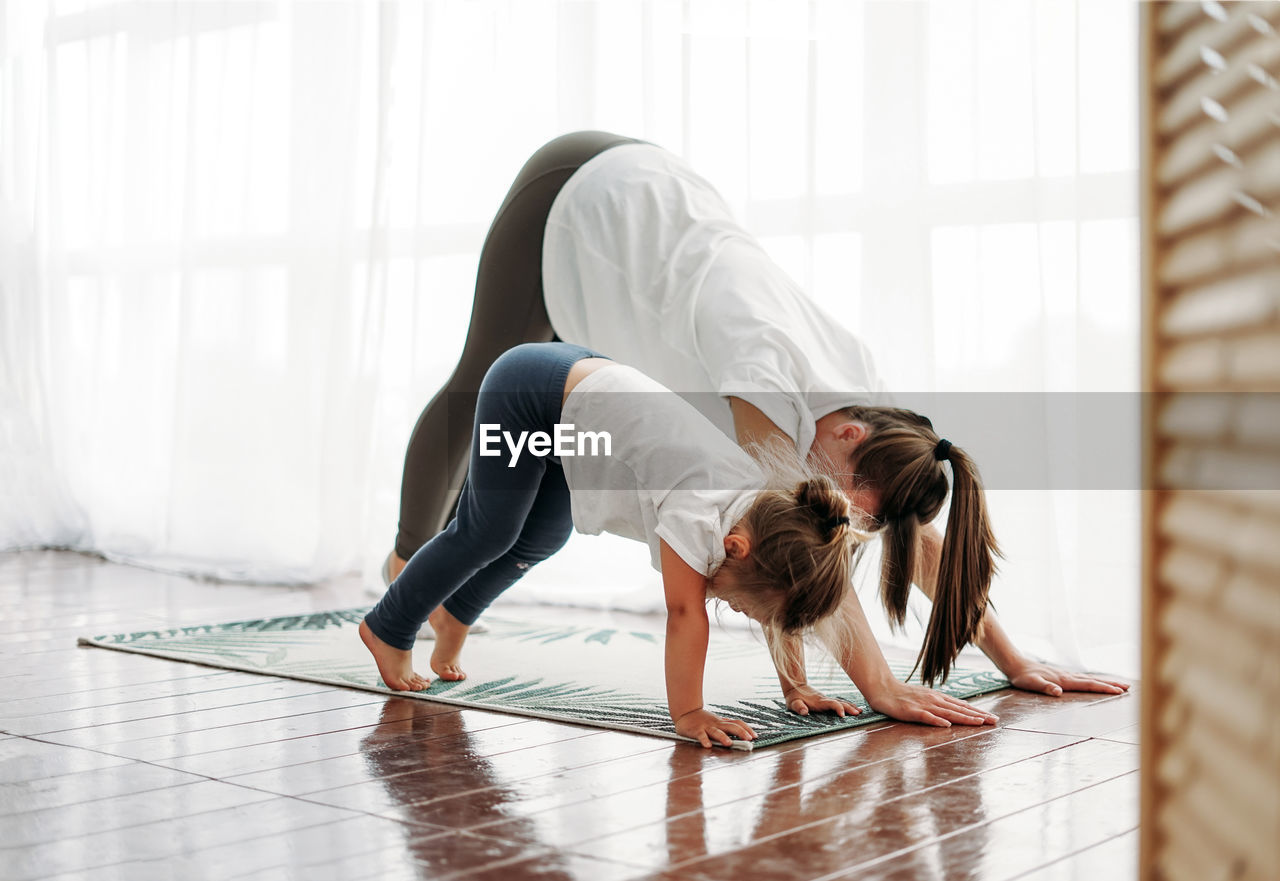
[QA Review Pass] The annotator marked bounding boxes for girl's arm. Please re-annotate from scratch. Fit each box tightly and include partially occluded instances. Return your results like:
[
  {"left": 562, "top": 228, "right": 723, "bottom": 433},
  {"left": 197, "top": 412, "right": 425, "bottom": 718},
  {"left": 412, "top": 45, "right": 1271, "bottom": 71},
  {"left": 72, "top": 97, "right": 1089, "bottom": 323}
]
[
  {"left": 765, "top": 629, "right": 859, "bottom": 717},
  {"left": 915, "top": 525, "right": 1129, "bottom": 696},
  {"left": 660, "top": 540, "right": 757, "bottom": 748}
]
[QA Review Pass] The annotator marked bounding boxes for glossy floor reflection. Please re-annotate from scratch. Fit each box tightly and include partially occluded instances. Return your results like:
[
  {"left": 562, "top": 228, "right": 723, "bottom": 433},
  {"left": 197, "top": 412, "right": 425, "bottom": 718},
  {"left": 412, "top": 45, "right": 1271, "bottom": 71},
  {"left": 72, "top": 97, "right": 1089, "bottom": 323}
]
[{"left": 0, "top": 550, "right": 1139, "bottom": 880}]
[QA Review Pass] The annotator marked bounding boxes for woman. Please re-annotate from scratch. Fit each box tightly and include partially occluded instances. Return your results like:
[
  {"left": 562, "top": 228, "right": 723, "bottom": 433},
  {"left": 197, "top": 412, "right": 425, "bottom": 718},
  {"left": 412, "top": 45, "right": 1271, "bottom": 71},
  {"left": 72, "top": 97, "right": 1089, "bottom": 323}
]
[{"left": 388, "top": 131, "right": 1127, "bottom": 722}]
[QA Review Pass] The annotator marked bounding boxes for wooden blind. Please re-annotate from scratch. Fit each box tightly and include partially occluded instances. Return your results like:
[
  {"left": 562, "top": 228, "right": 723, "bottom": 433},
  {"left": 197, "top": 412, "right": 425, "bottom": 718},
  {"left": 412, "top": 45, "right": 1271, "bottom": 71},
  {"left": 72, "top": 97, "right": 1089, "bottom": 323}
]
[{"left": 1141, "top": 2, "right": 1280, "bottom": 880}]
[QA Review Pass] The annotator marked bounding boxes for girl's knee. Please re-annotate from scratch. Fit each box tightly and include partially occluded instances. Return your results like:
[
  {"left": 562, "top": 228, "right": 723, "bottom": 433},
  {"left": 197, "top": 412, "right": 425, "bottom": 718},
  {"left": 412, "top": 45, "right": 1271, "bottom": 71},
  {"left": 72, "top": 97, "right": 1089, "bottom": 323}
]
[
  {"left": 481, "top": 343, "right": 553, "bottom": 393},
  {"left": 510, "top": 519, "right": 573, "bottom": 565}
]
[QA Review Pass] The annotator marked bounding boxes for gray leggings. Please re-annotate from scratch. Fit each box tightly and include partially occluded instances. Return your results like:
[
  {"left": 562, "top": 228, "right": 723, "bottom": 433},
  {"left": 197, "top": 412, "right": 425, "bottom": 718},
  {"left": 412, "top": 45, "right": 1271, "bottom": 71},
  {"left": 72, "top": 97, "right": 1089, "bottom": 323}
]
[{"left": 394, "top": 131, "right": 642, "bottom": 560}]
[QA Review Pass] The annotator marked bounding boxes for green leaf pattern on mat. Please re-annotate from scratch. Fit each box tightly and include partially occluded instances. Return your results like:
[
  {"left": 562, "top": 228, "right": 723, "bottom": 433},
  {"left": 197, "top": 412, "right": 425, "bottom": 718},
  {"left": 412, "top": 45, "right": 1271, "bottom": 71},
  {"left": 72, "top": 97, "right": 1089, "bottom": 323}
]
[{"left": 82, "top": 607, "right": 1009, "bottom": 749}]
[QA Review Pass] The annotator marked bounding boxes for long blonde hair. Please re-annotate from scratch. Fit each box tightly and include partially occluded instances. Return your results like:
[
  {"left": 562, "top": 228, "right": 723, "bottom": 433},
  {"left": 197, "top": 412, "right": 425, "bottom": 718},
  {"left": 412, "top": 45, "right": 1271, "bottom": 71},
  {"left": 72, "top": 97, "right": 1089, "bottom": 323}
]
[{"left": 841, "top": 406, "right": 1001, "bottom": 685}]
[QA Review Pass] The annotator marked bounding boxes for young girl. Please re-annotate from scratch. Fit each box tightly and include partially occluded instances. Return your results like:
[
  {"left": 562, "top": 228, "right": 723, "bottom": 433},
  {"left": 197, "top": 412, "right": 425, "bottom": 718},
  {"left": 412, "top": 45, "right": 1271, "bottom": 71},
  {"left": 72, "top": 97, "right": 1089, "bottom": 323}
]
[
  {"left": 384, "top": 132, "right": 1128, "bottom": 711},
  {"left": 362, "top": 342, "right": 991, "bottom": 748}
]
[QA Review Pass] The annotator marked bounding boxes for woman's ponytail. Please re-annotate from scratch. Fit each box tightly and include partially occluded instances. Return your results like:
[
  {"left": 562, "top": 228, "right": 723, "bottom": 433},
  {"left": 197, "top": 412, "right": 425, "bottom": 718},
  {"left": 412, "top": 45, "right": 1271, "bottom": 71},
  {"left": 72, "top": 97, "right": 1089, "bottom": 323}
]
[
  {"left": 917, "top": 445, "right": 999, "bottom": 684},
  {"left": 880, "top": 513, "right": 918, "bottom": 631},
  {"left": 839, "top": 407, "right": 1001, "bottom": 685}
]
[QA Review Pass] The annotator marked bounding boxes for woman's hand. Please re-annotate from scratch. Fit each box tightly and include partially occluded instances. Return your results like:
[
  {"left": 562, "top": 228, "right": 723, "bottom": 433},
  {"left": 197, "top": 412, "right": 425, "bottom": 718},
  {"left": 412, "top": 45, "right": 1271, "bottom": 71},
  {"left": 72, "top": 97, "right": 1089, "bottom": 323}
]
[
  {"left": 674, "top": 708, "right": 757, "bottom": 748},
  {"left": 867, "top": 681, "right": 999, "bottom": 728},
  {"left": 1005, "top": 659, "right": 1130, "bottom": 697},
  {"left": 783, "top": 685, "right": 861, "bottom": 718}
]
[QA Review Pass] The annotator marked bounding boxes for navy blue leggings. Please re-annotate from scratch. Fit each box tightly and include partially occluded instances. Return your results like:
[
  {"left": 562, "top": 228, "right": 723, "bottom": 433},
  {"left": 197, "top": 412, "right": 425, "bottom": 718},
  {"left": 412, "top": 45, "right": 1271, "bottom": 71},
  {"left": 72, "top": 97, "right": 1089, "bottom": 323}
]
[{"left": 364, "top": 343, "right": 602, "bottom": 650}]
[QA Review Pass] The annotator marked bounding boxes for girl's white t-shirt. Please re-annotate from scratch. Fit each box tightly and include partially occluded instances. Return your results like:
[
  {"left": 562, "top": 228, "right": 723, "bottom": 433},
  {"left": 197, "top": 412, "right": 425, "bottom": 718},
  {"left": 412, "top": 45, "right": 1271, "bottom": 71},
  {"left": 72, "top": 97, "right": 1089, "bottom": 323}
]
[
  {"left": 542, "top": 142, "right": 888, "bottom": 458},
  {"left": 559, "top": 364, "right": 763, "bottom": 576}
]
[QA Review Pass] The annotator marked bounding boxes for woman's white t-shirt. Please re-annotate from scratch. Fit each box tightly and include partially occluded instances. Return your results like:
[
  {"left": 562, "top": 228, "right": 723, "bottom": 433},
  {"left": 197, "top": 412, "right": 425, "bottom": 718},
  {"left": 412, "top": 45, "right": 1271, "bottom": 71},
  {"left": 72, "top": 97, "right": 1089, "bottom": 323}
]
[
  {"left": 559, "top": 364, "right": 763, "bottom": 576},
  {"left": 542, "top": 143, "right": 888, "bottom": 458}
]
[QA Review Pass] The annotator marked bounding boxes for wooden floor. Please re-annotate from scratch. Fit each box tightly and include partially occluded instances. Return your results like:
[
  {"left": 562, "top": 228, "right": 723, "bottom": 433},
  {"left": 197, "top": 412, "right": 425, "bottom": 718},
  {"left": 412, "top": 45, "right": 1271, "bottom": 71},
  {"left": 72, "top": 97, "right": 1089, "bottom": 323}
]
[{"left": 0, "top": 550, "right": 1140, "bottom": 880}]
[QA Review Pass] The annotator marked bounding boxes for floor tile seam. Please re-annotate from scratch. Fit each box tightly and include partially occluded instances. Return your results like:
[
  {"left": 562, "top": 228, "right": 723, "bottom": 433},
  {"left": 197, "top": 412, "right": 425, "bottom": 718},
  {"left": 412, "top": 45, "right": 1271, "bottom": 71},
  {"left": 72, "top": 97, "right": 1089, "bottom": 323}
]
[
  {"left": 282, "top": 731, "right": 674, "bottom": 802},
  {"left": 0, "top": 734, "right": 136, "bottom": 781},
  {"left": 215, "top": 826, "right": 436, "bottom": 881},
  {"left": 3, "top": 810, "right": 383, "bottom": 877},
  {"left": 25, "top": 692, "right": 403, "bottom": 749},
  {"left": 0, "top": 643, "right": 142, "bottom": 659},
  {"left": 0, "top": 616, "right": 164, "bottom": 637},
  {"left": 0, "top": 765, "right": 209, "bottom": 819},
  {"left": 295, "top": 712, "right": 534, "bottom": 766},
  {"left": 445, "top": 731, "right": 938, "bottom": 837},
  {"left": 1003, "top": 720, "right": 1137, "bottom": 739},
  {"left": 672, "top": 767, "right": 1143, "bottom": 880},
  {"left": 0, "top": 680, "right": 350, "bottom": 729},
  {"left": 0, "top": 776, "right": 284, "bottom": 851},
  {"left": 848, "top": 771, "right": 1141, "bottom": 877},
  {"left": 282, "top": 792, "right": 458, "bottom": 836},
  {"left": 209, "top": 719, "right": 569, "bottom": 786},
  {"left": 0, "top": 665, "right": 314, "bottom": 711},
  {"left": 422, "top": 720, "right": 892, "bottom": 822},
  {"left": 996, "top": 690, "right": 1135, "bottom": 723},
  {"left": 1001, "top": 825, "right": 1141, "bottom": 881},
  {"left": 0, "top": 670, "right": 245, "bottom": 707},
  {"left": 0, "top": 765, "right": 394, "bottom": 850},
  {"left": 491, "top": 727, "right": 1087, "bottom": 847},
  {"left": 1092, "top": 734, "right": 1141, "bottom": 745},
  {"left": 152, "top": 718, "right": 548, "bottom": 777},
  {"left": 7, "top": 698, "right": 355, "bottom": 745},
  {"left": 569, "top": 735, "right": 1110, "bottom": 868},
  {"left": 434, "top": 837, "right": 657, "bottom": 881},
  {"left": 443, "top": 743, "right": 782, "bottom": 836},
  {"left": 11, "top": 733, "right": 281, "bottom": 787}
]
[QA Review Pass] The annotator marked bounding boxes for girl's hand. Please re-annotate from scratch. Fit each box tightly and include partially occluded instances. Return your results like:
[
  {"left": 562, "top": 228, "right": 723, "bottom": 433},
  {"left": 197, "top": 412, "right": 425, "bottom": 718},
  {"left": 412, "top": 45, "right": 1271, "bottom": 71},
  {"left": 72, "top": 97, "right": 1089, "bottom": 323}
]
[
  {"left": 1005, "top": 660, "right": 1130, "bottom": 697},
  {"left": 783, "top": 685, "right": 861, "bottom": 718},
  {"left": 868, "top": 682, "right": 999, "bottom": 728},
  {"left": 674, "top": 708, "right": 757, "bottom": 748}
]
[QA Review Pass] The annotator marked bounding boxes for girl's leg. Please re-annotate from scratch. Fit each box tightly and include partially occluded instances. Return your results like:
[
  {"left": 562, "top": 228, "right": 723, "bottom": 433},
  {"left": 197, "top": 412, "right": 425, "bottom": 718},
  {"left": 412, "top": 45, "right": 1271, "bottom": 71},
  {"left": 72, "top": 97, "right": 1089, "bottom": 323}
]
[
  {"left": 442, "top": 463, "right": 572, "bottom": 627},
  {"left": 393, "top": 131, "right": 643, "bottom": 564},
  {"left": 364, "top": 343, "right": 599, "bottom": 687},
  {"left": 367, "top": 460, "right": 548, "bottom": 653},
  {"left": 428, "top": 463, "right": 572, "bottom": 680}
]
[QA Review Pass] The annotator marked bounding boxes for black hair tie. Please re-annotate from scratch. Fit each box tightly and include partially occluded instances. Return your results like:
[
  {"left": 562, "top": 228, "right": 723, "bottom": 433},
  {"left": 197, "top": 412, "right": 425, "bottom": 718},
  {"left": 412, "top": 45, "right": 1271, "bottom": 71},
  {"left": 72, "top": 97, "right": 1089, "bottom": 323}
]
[
  {"left": 823, "top": 515, "right": 850, "bottom": 533},
  {"left": 933, "top": 438, "right": 953, "bottom": 461}
]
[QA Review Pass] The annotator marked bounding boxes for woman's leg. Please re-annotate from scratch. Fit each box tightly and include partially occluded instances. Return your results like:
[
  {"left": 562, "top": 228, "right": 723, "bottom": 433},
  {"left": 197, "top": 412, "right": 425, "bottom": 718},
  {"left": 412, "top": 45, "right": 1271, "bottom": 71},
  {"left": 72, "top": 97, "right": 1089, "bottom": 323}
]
[{"left": 393, "top": 131, "right": 643, "bottom": 568}]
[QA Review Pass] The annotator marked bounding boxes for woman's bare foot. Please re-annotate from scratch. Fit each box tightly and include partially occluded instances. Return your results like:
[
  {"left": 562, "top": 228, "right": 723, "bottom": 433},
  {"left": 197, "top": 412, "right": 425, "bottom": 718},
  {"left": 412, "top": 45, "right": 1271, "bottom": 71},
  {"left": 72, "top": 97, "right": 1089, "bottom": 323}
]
[
  {"left": 427, "top": 606, "right": 471, "bottom": 681},
  {"left": 385, "top": 551, "right": 408, "bottom": 583},
  {"left": 359, "top": 619, "right": 430, "bottom": 691}
]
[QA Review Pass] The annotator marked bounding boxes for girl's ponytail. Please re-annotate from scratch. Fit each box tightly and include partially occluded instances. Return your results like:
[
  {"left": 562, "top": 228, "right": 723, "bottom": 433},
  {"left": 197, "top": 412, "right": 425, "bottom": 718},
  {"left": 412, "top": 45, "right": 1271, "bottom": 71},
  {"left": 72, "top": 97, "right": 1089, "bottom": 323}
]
[
  {"left": 713, "top": 457, "right": 857, "bottom": 638},
  {"left": 797, "top": 478, "right": 853, "bottom": 543}
]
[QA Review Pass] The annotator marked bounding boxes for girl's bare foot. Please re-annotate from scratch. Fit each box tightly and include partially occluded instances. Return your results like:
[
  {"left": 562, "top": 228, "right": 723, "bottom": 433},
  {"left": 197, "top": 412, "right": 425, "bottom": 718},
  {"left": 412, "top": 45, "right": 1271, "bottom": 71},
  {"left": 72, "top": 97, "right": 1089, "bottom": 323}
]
[
  {"left": 359, "top": 619, "right": 430, "bottom": 691},
  {"left": 427, "top": 606, "right": 471, "bottom": 681}
]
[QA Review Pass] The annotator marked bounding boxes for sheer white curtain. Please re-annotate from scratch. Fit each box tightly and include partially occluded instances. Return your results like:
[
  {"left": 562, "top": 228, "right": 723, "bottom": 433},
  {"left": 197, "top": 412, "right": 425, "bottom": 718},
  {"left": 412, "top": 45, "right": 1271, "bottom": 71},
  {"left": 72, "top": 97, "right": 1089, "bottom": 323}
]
[{"left": 0, "top": 0, "right": 1139, "bottom": 672}]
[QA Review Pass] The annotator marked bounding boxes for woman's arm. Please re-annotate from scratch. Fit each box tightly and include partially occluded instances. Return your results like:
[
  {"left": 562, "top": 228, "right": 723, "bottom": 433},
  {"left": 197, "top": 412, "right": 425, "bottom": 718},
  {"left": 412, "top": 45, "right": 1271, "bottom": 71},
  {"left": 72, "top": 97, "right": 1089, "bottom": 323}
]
[
  {"left": 830, "top": 581, "right": 998, "bottom": 726},
  {"left": 914, "top": 524, "right": 1129, "bottom": 695},
  {"left": 659, "top": 540, "right": 757, "bottom": 748},
  {"left": 765, "top": 629, "right": 859, "bottom": 717},
  {"left": 728, "top": 396, "right": 792, "bottom": 450}
]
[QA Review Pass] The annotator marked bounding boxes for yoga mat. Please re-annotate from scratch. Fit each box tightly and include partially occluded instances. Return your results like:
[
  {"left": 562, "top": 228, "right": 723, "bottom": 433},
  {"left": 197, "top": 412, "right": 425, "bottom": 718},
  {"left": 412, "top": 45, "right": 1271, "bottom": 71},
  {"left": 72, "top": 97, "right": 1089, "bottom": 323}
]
[{"left": 79, "top": 610, "right": 1008, "bottom": 750}]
